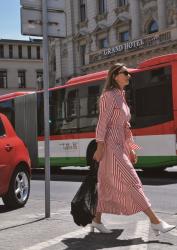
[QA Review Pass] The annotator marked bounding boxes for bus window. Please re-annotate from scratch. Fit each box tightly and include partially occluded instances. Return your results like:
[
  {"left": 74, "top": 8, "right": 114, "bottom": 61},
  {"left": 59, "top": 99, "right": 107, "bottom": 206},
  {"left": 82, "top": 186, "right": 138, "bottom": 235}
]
[
  {"left": 49, "top": 88, "right": 65, "bottom": 135},
  {"left": 66, "top": 89, "right": 78, "bottom": 120},
  {"left": 78, "top": 81, "right": 102, "bottom": 133},
  {"left": 38, "top": 88, "right": 79, "bottom": 136},
  {"left": 53, "top": 88, "right": 79, "bottom": 134},
  {"left": 125, "top": 80, "right": 136, "bottom": 126},
  {"left": 87, "top": 85, "right": 99, "bottom": 116},
  {"left": 132, "top": 66, "right": 173, "bottom": 128}
]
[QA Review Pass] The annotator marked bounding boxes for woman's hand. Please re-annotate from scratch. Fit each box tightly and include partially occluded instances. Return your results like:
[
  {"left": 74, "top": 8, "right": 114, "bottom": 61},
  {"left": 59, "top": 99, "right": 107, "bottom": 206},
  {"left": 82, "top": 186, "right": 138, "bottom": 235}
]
[
  {"left": 93, "top": 142, "right": 104, "bottom": 162},
  {"left": 129, "top": 149, "right": 138, "bottom": 165}
]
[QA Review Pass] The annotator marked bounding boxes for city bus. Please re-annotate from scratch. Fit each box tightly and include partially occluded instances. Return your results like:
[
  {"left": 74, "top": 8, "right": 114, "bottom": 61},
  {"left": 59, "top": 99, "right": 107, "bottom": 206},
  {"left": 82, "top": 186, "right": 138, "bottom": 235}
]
[{"left": 0, "top": 53, "right": 177, "bottom": 171}]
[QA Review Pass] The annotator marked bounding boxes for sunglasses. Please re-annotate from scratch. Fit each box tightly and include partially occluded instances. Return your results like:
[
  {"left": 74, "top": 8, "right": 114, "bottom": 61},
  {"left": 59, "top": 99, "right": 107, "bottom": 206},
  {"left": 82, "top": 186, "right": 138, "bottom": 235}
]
[{"left": 118, "top": 71, "right": 132, "bottom": 76}]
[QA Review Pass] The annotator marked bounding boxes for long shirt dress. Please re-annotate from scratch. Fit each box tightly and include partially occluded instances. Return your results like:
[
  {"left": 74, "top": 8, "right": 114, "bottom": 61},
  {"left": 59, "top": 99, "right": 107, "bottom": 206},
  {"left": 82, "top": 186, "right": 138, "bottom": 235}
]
[{"left": 96, "top": 88, "right": 151, "bottom": 215}]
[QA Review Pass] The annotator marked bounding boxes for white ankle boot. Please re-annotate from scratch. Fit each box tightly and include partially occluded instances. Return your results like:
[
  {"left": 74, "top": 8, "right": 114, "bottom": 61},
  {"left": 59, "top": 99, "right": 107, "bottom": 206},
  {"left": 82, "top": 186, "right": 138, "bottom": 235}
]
[
  {"left": 90, "top": 221, "right": 112, "bottom": 233},
  {"left": 151, "top": 220, "right": 176, "bottom": 236}
]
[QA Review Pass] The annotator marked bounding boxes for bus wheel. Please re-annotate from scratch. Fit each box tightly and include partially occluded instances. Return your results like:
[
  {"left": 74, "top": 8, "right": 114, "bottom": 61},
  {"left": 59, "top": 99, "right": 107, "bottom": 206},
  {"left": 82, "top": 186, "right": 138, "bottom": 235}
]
[{"left": 86, "top": 140, "right": 97, "bottom": 169}]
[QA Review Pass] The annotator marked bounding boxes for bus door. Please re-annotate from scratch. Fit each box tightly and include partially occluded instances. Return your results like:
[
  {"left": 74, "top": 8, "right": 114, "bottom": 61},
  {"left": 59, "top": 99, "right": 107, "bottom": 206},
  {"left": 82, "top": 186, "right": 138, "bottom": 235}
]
[
  {"left": 49, "top": 88, "right": 80, "bottom": 167},
  {"left": 78, "top": 83, "right": 100, "bottom": 166},
  {"left": 63, "top": 88, "right": 80, "bottom": 166}
]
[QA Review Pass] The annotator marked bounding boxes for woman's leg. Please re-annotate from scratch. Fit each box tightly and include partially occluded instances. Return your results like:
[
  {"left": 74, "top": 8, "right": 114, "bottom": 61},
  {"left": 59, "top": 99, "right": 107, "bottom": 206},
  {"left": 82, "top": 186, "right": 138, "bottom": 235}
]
[
  {"left": 94, "top": 208, "right": 160, "bottom": 224},
  {"left": 93, "top": 212, "right": 102, "bottom": 224},
  {"left": 91, "top": 212, "right": 112, "bottom": 233},
  {"left": 143, "top": 207, "right": 160, "bottom": 224},
  {"left": 144, "top": 207, "right": 176, "bottom": 235}
]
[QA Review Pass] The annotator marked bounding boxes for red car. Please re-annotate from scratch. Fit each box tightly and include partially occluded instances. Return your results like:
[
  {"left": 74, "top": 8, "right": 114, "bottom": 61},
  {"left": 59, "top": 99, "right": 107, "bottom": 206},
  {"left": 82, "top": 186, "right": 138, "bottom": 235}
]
[{"left": 0, "top": 113, "right": 31, "bottom": 208}]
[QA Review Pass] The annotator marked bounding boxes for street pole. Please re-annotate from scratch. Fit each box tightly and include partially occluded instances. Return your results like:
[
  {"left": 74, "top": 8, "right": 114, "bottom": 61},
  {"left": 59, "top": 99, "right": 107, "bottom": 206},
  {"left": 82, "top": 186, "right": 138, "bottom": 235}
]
[
  {"left": 21, "top": 0, "right": 66, "bottom": 219},
  {"left": 42, "top": 0, "right": 50, "bottom": 218}
]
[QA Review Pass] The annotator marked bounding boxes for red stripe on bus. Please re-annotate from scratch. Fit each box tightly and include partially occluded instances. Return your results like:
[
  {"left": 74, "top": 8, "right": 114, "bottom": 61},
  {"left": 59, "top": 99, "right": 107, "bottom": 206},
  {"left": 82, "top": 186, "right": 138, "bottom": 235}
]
[
  {"left": 0, "top": 91, "right": 34, "bottom": 102},
  {"left": 38, "top": 121, "right": 174, "bottom": 141},
  {"left": 132, "top": 121, "right": 175, "bottom": 136},
  {"left": 38, "top": 132, "right": 95, "bottom": 141}
]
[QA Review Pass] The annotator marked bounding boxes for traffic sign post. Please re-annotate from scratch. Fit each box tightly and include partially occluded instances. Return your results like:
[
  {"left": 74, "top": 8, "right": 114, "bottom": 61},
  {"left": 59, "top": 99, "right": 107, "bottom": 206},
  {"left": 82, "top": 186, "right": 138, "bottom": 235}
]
[
  {"left": 20, "top": 0, "right": 66, "bottom": 218},
  {"left": 42, "top": 0, "right": 50, "bottom": 219}
]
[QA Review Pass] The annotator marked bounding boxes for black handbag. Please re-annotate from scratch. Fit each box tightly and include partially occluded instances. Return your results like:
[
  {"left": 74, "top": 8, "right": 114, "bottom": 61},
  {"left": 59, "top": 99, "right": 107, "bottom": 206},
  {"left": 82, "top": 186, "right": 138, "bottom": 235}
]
[{"left": 70, "top": 161, "right": 99, "bottom": 227}]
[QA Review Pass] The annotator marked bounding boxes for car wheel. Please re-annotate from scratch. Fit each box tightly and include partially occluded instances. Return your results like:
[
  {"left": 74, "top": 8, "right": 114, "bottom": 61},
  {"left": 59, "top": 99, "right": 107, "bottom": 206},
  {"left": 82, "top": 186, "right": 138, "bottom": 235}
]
[{"left": 2, "top": 165, "right": 30, "bottom": 209}]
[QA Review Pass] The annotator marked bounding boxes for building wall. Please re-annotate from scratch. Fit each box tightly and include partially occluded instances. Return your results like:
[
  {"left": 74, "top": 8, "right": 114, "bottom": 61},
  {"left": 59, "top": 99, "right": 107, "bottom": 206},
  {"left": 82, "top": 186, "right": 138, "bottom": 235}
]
[
  {"left": 0, "top": 39, "right": 43, "bottom": 95},
  {"left": 0, "top": 60, "right": 42, "bottom": 91},
  {"left": 52, "top": 0, "right": 177, "bottom": 85}
]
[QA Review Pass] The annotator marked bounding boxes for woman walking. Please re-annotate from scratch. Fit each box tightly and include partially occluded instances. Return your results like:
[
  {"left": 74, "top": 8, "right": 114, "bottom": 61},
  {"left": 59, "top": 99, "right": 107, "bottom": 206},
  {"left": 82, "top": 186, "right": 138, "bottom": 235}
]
[{"left": 92, "top": 63, "right": 175, "bottom": 236}]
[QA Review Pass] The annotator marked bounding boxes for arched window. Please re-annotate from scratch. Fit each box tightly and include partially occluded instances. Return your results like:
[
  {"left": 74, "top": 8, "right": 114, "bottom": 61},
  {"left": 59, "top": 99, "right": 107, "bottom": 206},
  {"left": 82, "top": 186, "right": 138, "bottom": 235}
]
[{"left": 148, "top": 20, "right": 158, "bottom": 34}]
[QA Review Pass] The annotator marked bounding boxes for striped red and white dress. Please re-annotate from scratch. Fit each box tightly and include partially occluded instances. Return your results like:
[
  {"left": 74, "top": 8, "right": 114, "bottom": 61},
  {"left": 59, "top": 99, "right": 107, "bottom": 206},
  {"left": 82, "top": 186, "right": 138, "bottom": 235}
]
[{"left": 96, "top": 88, "right": 151, "bottom": 215}]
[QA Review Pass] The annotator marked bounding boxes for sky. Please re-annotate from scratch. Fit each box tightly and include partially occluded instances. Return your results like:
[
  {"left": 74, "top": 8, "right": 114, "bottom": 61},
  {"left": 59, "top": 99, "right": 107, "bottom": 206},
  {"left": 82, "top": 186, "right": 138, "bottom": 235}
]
[{"left": 0, "top": 0, "right": 32, "bottom": 40}]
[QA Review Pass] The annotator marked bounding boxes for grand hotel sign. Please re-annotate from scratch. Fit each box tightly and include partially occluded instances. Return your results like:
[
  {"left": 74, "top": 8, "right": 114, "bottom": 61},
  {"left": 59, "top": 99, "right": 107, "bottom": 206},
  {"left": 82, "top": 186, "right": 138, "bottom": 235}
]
[
  {"left": 103, "top": 39, "right": 143, "bottom": 56},
  {"left": 89, "top": 30, "right": 171, "bottom": 63}
]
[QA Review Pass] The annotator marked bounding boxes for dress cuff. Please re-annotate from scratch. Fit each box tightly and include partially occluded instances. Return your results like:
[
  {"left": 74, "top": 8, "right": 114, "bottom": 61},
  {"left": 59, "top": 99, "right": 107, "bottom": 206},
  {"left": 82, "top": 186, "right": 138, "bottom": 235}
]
[
  {"left": 129, "top": 141, "right": 141, "bottom": 150},
  {"left": 96, "top": 138, "right": 105, "bottom": 143}
]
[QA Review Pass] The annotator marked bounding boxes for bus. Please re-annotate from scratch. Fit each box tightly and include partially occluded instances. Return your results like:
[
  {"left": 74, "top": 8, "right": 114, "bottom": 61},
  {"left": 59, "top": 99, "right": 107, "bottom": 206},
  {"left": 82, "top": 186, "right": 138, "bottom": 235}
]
[{"left": 0, "top": 53, "right": 177, "bottom": 171}]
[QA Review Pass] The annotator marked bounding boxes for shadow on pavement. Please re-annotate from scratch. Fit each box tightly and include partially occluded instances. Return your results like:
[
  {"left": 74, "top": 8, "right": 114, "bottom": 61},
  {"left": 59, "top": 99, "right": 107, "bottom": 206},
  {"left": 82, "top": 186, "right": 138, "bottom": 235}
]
[
  {"left": 32, "top": 169, "right": 87, "bottom": 182},
  {"left": 137, "top": 171, "right": 177, "bottom": 185},
  {"left": 61, "top": 229, "right": 173, "bottom": 250},
  {"left": 0, "top": 205, "right": 45, "bottom": 231},
  {"left": 0, "top": 204, "right": 19, "bottom": 213}
]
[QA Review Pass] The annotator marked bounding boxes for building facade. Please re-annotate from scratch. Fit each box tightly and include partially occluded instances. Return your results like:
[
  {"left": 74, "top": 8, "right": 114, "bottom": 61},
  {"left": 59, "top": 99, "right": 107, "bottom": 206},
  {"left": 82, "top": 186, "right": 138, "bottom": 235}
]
[
  {"left": 0, "top": 39, "right": 43, "bottom": 95},
  {"left": 51, "top": 0, "right": 177, "bottom": 85}
]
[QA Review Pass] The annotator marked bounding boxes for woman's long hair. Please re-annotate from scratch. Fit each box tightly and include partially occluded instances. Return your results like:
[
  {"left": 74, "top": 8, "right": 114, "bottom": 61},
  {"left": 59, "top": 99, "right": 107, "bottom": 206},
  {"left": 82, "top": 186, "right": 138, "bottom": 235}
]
[{"left": 102, "top": 63, "right": 125, "bottom": 93}]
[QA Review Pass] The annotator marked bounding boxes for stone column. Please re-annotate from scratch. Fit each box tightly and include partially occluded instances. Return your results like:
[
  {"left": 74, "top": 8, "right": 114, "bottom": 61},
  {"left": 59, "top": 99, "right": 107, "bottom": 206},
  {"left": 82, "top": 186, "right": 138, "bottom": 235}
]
[
  {"left": 130, "top": 0, "right": 141, "bottom": 39},
  {"left": 157, "top": 0, "right": 167, "bottom": 30}
]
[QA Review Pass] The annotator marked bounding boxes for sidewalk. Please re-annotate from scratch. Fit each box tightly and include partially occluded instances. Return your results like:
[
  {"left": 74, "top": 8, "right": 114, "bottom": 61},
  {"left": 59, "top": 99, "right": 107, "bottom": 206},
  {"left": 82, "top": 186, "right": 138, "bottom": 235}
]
[{"left": 0, "top": 197, "right": 177, "bottom": 250}]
